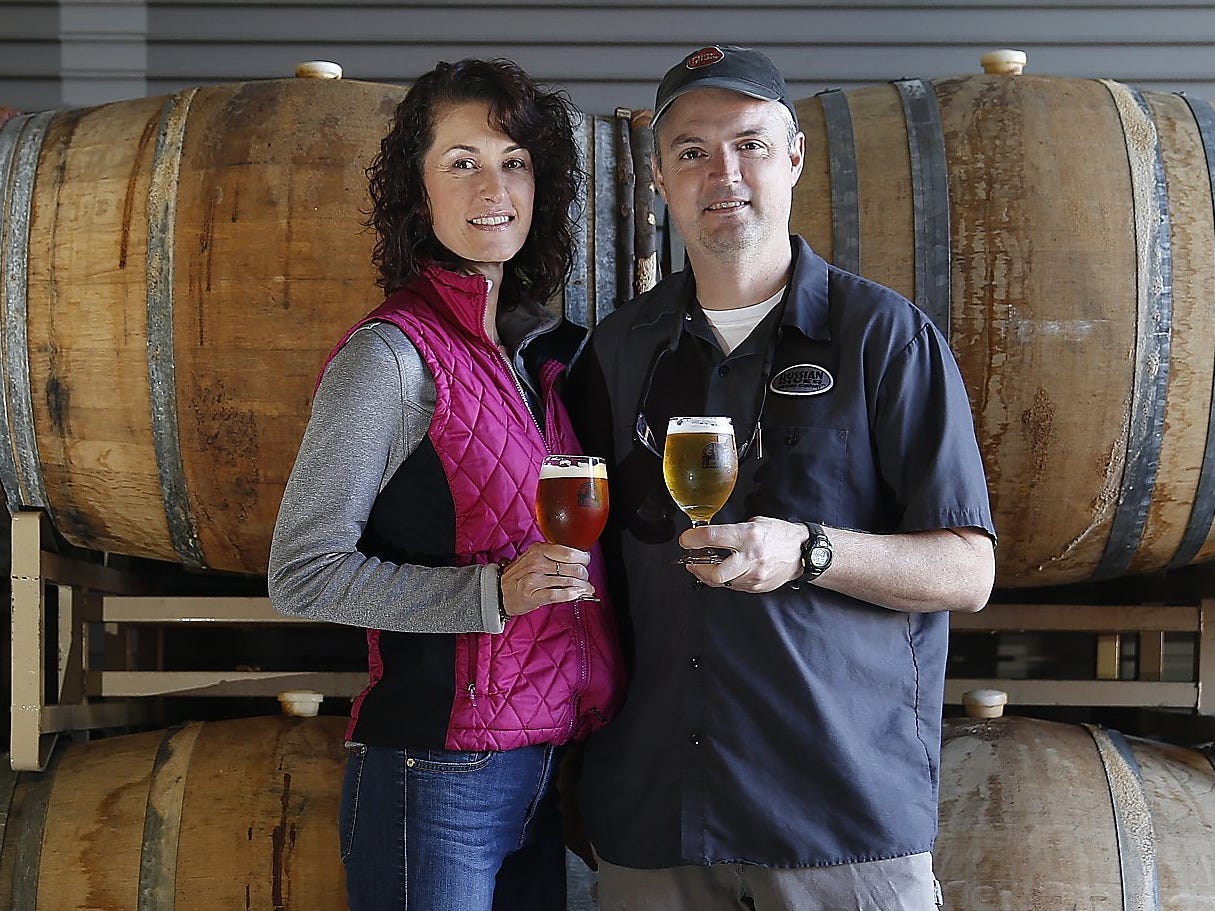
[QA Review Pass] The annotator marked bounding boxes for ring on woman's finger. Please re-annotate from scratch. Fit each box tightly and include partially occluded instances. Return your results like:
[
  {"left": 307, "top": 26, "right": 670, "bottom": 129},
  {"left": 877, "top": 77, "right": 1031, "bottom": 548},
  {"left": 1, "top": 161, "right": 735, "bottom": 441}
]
[{"left": 552, "top": 558, "right": 562, "bottom": 575}]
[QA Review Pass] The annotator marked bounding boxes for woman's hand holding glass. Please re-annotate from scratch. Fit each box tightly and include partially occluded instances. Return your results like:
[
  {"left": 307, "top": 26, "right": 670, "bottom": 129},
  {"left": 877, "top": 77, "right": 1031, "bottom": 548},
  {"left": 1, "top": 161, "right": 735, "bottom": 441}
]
[
  {"left": 499, "top": 543, "right": 594, "bottom": 619},
  {"left": 500, "top": 455, "right": 608, "bottom": 619}
]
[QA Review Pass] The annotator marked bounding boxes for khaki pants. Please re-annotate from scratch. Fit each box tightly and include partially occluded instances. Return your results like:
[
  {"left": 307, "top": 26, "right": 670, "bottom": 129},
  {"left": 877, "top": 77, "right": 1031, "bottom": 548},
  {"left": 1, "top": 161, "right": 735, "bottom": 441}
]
[{"left": 595, "top": 851, "right": 942, "bottom": 911}]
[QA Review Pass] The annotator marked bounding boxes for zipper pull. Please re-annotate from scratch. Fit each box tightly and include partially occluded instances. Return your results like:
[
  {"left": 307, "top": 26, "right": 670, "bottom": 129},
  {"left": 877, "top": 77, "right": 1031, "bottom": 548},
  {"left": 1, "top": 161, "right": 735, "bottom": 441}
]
[
  {"left": 467, "top": 683, "right": 477, "bottom": 704},
  {"left": 756, "top": 418, "right": 764, "bottom": 460}
]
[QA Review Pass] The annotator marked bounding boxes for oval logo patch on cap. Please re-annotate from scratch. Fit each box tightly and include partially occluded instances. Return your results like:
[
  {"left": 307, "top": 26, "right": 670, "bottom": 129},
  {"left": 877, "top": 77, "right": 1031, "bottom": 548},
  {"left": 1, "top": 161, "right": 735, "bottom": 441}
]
[
  {"left": 686, "top": 46, "right": 725, "bottom": 69},
  {"left": 770, "top": 363, "right": 833, "bottom": 396}
]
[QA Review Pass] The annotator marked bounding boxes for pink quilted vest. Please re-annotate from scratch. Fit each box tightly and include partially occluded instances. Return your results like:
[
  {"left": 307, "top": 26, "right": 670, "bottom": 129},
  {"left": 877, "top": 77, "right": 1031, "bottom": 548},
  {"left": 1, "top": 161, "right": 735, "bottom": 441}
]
[{"left": 339, "top": 265, "right": 624, "bottom": 750}]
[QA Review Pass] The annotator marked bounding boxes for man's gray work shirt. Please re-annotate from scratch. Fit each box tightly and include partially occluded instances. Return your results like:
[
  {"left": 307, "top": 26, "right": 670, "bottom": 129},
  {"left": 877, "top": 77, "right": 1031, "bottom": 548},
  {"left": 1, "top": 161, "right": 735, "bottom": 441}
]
[{"left": 570, "top": 236, "right": 996, "bottom": 869}]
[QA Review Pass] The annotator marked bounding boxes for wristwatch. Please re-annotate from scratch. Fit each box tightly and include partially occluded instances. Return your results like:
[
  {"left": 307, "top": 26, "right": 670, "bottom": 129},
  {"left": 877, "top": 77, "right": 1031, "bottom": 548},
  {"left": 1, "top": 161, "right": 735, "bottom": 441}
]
[{"left": 797, "top": 522, "right": 833, "bottom": 583}]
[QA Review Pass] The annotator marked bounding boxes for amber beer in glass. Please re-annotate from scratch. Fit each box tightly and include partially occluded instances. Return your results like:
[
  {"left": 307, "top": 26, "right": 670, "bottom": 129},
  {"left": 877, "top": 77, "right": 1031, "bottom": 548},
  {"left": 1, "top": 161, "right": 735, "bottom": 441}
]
[
  {"left": 663, "top": 416, "right": 738, "bottom": 527},
  {"left": 536, "top": 455, "right": 609, "bottom": 550}
]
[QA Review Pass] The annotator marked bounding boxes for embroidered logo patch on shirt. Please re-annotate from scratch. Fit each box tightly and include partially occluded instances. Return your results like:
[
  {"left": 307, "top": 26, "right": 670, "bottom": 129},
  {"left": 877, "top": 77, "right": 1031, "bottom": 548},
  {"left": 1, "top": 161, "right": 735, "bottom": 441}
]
[{"left": 770, "top": 363, "right": 834, "bottom": 396}]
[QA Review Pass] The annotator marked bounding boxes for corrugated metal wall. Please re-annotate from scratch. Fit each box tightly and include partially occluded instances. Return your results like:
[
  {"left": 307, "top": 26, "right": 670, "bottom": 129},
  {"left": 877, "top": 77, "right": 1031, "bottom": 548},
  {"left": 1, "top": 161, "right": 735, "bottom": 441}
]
[
  {"left": 3, "top": 1, "right": 62, "bottom": 112},
  {"left": 5, "top": 1, "right": 1215, "bottom": 114}
]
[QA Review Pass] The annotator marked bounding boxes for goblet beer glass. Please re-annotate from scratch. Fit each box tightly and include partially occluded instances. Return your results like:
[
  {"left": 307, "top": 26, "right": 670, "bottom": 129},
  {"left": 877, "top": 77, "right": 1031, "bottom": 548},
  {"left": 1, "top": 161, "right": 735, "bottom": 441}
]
[
  {"left": 663, "top": 416, "right": 738, "bottom": 564},
  {"left": 536, "top": 455, "right": 609, "bottom": 550}
]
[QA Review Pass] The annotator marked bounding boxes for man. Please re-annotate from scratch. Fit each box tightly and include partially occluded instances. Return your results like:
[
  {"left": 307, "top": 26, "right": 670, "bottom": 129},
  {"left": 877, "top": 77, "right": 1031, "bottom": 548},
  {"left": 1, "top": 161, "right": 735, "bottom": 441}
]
[{"left": 569, "top": 45, "right": 997, "bottom": 911}]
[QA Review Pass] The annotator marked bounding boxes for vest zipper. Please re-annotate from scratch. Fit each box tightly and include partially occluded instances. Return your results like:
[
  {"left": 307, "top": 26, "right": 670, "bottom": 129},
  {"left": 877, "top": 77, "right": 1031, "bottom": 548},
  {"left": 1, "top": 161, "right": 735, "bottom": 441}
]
[
  {"left": 566, "top": 601, "right": 590, "bottom": 739},
  {"left": 467, "top": 637, "right": 477, "bottom": 704},
  {"left": 476, "top": 345, "right": 538, "bottom": 711},
  {"left": 496, "top": 347, "right": 549, "bottom": 452}
]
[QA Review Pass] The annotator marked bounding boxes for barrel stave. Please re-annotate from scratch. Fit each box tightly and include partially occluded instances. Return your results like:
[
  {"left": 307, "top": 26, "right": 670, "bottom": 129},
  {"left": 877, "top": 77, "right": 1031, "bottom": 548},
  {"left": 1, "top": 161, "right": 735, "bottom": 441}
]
[
  {"left": 1131, "top": 738, "right": 1215, "bottom": 909},
  {"left": 937, "top": 718, "right": 1124, "bottom": 907},
  {"left": 36, "top": 729, "right": 163, "bottom": 909},
  {"left": 172, "top": 79, "right": 393, "bottom": 572},
  {"left": 26, "top": 96, "right": 174, "bottom": 561},
  {"left": 946, "top": 75, "right": 1139, "bottom": 585},
  {"left": 176, "top": 716, "right": 347, "bottom": 909},
  {"left": 1137, "top": 91, "right": 1215, "bottom": 575}
]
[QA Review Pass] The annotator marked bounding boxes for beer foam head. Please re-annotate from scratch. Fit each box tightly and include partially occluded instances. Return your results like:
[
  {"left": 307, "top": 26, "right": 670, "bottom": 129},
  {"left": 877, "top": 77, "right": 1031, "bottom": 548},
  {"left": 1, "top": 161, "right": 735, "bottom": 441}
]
[
  {"left": 666, "top": 416, "right": 735, "bottom": 436},
  {"left": 540, "top": 456, "right": 608, "bottom": 479}
]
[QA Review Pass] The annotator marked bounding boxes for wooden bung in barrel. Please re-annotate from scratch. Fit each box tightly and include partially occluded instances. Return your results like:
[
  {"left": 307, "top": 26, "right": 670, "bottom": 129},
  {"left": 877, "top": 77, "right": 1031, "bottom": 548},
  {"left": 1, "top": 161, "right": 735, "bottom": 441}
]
[
  {"left": 960, "top": 687, "right": 1008, "bottom": 719},
  {"left": 294, "top": 61, "right": 343, "bottom": 80},
  {"left": 793, "top": 51, "right": 1215, "bottom": 586},
  {"left": 979, "top": 48, "right": 1027, "bottom": 76}
]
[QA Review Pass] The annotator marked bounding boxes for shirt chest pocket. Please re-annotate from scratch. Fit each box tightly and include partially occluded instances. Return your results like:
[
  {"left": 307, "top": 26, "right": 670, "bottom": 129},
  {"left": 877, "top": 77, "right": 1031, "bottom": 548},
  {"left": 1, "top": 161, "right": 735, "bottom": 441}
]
[{"left": 744, "top": 425, "right": 848, "bottom": 527}]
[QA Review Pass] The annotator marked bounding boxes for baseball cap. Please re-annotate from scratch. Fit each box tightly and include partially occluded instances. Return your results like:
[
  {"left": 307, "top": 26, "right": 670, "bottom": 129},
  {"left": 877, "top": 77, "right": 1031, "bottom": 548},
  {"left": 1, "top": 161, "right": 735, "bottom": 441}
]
[{"left": 652, "top": 45, "right": 798, "bottom": 130}]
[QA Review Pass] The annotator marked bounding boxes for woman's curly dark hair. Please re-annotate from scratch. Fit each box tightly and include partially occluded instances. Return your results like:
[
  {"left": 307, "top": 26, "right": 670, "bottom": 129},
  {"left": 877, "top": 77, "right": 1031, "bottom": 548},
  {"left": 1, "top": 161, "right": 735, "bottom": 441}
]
[{"left": 367, "top": 58, "right": 583, "bottom": 306}]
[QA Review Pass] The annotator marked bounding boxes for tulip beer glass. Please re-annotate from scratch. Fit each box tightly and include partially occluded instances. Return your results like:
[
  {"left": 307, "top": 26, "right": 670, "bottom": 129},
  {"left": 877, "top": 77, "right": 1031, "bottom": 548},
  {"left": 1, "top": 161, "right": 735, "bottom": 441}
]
[
  {"left": 663, "top": 416, "right": 738, "bottom": 563},
  {"left": 536, "top": 455, "right": 609, "bottom": 551}
]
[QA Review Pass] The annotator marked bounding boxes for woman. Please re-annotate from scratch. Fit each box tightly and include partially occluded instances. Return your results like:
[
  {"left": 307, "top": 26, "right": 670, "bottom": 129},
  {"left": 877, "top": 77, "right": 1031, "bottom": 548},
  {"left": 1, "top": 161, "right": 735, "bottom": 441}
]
[{"left": 268, "top": 58, "right": 624, "bottom": 911}]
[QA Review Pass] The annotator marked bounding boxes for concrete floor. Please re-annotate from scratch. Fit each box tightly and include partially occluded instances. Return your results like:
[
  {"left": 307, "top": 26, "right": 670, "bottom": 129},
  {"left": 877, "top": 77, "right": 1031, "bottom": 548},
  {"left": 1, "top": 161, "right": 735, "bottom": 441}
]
[{"left": 566, "top": 851, "right": 599, "bottom": 911}]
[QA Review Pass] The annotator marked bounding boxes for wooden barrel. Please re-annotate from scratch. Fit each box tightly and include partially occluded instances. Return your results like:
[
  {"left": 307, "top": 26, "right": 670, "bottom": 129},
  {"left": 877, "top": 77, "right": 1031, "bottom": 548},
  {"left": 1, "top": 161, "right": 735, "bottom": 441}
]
[
  {"left": 0, "top": 715, "right": 348, "bottom": 910},
  {"left": 0, "top": 81, "right": 639, "bottom": 576},
  {"left": 793, "top": 75, "right": 1215, "bottom": 587},
  {"left": 0, "top": 78, "right": 405, "bottom": 574},
  {"left": 937, "top": 714, "right": 1215, "bottom": 909}
]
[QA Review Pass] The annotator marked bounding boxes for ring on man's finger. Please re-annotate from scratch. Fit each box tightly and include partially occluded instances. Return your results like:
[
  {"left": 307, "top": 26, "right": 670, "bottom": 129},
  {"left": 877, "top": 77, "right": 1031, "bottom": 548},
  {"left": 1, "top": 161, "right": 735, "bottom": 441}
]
[{"left": 552, "top": 559, "right": 562, "bottom": 575}]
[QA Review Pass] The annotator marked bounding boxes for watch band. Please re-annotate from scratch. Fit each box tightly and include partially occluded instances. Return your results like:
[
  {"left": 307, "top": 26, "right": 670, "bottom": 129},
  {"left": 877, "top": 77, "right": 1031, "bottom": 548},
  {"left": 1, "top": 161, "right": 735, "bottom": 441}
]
[{"left": 797, "top": 521, "right": 833, "bottom": 584}]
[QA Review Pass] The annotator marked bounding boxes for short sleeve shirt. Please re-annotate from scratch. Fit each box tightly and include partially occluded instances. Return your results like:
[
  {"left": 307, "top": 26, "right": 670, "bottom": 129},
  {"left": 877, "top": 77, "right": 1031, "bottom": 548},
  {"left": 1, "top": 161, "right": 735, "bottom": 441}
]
[{"left": 574, "top": 237, "right": 995, "bottom": 869}]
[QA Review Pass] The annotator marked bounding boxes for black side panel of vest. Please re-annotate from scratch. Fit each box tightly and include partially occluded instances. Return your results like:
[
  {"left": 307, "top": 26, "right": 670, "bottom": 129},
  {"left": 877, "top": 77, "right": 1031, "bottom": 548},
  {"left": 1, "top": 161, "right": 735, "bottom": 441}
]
[
  {"left": 351, "top": 632, "right": 459, "bottom": 747},
  {"left": 361, "top": 435, "right": 457, "bottom": 563},
  {"left": 354, "top": 434, "right": 461, "bottom": 747}
]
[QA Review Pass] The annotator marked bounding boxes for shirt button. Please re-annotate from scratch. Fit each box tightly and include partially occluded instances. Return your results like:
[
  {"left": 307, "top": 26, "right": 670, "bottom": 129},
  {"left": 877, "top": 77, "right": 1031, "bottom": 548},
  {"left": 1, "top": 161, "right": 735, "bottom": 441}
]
[
  {"left": 717, "top": 365, "right": 730, "bottom": 377},
  {"left": 689, "top": 732, "right": 701, "bottom": 746},
  {"left": 784, "top": 431, "right": 801, "bottom": 446},
  {"left": 689, "top": 656, "right": 700, "bottom": 669}
]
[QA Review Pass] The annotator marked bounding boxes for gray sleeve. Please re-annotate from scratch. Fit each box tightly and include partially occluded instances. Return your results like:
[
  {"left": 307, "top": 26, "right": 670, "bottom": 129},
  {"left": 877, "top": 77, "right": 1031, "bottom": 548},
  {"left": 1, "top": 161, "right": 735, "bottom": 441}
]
[{"left": 268, "top": 322, "right": 505, "bottom": 634}]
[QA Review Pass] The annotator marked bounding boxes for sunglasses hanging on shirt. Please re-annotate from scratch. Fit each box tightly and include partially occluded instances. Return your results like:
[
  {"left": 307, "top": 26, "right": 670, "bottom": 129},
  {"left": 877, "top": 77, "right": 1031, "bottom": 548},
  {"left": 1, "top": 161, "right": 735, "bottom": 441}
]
[{"left": 633, "top": 291, "right": 775, "bottom": 463}]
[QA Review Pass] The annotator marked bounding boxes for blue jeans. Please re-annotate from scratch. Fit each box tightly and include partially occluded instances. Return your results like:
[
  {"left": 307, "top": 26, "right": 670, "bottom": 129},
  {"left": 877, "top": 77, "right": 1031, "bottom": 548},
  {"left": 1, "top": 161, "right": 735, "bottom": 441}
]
[{"left": 340, "top": 742, "right": 566, "bottom": 911}]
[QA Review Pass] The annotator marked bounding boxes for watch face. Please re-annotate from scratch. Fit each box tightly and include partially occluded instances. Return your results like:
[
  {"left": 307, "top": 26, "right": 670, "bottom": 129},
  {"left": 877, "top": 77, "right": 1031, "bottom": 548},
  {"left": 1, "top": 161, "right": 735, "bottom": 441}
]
[{"left": 810, "top": 545, "right": 831, "bottom": 569}]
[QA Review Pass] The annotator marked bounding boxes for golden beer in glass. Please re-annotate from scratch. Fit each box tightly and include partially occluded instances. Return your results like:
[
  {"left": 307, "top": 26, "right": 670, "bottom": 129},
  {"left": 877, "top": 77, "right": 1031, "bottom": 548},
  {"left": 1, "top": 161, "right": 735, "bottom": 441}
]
[
  {"left": 663, "top": 417, "right": 738, "bottom": 564},
  {"left": 536, "top": 455, "right": 609, "bottom": 550}
]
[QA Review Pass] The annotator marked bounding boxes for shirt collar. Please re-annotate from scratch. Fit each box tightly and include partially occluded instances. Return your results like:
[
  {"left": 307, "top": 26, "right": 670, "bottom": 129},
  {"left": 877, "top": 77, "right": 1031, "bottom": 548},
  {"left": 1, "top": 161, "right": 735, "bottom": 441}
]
[
  {"left": 631, "top": 235, "right": 832, "bottom": 342},
  {"left": 778, "top": 236, "right": 832, "bottom": 342}
]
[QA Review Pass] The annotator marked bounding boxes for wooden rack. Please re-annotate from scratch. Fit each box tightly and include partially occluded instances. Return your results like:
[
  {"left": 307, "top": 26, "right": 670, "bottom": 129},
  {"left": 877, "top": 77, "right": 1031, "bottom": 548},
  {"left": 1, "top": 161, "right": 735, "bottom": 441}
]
[
  {"left": 9, "top": 509, "right": 363, "bottom": 771},
  {"left": 13, "top": 506, "right": 1215, "bottom": 771},
  {"left": 946, "top": 601, "right": 1213, "bottom": 714}
]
